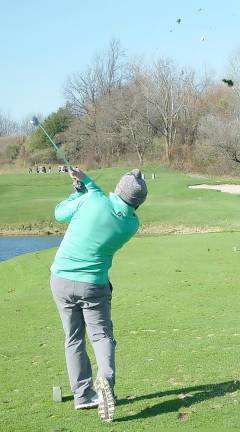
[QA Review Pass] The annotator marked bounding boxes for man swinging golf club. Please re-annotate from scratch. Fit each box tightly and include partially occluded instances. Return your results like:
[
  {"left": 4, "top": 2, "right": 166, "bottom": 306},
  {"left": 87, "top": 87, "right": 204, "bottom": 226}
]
[{"left": 50, "top": 167, "right": 147, "bottom": 422}]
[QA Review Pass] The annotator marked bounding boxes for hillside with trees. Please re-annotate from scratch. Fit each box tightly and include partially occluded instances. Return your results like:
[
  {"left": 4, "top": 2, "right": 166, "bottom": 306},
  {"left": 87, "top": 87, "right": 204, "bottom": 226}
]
[{"left": 1, "top": 40, "right": 240, "bottom": 174}]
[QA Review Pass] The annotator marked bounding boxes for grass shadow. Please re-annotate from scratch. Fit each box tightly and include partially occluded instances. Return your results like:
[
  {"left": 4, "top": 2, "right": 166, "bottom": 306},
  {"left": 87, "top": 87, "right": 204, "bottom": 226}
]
[
  {"left": 115, "top": 380, "right": 240, "bottom": 422},
  {"left": 62, "top": 395, "right": 74, "bottom": 402}
]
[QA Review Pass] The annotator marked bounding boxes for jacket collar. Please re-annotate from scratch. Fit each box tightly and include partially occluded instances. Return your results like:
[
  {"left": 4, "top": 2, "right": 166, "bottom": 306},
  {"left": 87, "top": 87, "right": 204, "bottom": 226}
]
[{"left": 109, "top": 192, "right": 135, "bottom": 216}]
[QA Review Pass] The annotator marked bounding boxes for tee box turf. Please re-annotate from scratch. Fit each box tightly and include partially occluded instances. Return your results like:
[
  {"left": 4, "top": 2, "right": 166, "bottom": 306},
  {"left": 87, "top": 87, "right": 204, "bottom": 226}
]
[{"left": 53, "top": 386, "right": 62, "bottom": 402}]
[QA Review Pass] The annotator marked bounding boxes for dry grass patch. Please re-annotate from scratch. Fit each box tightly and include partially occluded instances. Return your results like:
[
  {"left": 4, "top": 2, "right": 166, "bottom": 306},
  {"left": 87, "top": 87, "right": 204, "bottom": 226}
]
[{"left": 138, "top": 224, "right": 224, "bottom": 235}]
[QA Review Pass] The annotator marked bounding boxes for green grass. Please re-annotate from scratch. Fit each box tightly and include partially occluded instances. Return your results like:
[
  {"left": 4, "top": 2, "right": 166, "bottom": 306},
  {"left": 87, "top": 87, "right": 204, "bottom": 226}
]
[
  {"left": 2, "top": 165, "right": 240, "bottom": 430},
  {"left": 1, "top": 166, "right": 240, "bottom": 234},
  {"left": 1, "top": 232, "right": 240, "bottom": 431}
]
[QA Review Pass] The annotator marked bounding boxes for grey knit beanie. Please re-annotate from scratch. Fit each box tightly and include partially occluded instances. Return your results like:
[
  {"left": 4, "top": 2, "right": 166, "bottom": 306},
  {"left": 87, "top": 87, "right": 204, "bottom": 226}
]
[{"left": 115, "top": 169, "right": 148, "bottom": 208}]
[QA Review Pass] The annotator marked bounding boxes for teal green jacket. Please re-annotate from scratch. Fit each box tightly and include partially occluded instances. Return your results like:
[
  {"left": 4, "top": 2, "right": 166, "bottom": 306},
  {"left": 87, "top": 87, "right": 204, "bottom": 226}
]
[{"left": 51, "top": 175, "right": 139, "bottom": 284}]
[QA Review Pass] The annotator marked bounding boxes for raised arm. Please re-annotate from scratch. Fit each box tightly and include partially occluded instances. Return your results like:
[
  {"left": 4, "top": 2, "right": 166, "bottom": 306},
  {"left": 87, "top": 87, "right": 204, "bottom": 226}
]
[
  {"left": 70, "top": 168, "right": 102, "bottom": 193},
  {"left": 55, "top": 169, "right": 102, "bottom": 223},
  {"left": 55, "top": 191, "right": 87, "bottom": 223}
]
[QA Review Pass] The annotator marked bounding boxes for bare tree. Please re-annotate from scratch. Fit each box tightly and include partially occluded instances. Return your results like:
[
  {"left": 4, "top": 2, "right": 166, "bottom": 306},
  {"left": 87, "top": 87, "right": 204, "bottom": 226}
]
[
  {"left": 64, "top": 39, "right": 128, "bottom": 116},
  {"left": 96, "top": 83, "right": 154, "bottom": 165},
  {"left": 135, "top": 60, "right": 195, "bottom": 162},
  {"left": 94, "top": 39, "right": 127, "bottom": 95},
  {"left": 0, "top": 111, "right": 18, "bottom": 136},
  {"left": 228, "top": 49, "right": 240, "bottom": 100},
  {"left": 176, "top": 71, "right": 208, "bottom": 152},
  {"left": 198, "top": 114, "right": 240, "bottom": 166},
  {"left": 64, "top": 66, "right": 98, "bottom": 116}
]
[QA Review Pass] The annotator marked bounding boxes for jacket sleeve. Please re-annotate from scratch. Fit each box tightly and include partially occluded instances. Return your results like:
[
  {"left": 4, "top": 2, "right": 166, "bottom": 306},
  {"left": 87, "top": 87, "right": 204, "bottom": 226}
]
[
  {"left": 82, "top": 175, "right": 102, "bottom": 193},
  {"left": 54, "top": 191, "right": 88, "bottom": 223}
]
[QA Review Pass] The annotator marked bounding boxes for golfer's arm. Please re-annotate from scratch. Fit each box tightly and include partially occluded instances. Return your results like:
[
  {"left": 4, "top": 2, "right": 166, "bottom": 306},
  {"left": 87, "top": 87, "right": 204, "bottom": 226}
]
[
  {"left": 54, "top": 192, "right": 86, "bottom": 223},
  {"left": 82, "top": 175, "right": 102, "bottom": 192}
]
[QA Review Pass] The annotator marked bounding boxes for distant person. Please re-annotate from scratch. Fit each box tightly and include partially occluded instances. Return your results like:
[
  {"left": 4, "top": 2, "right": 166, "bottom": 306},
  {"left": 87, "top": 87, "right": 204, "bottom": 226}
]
[
  {"left": 48, "top": 166, "right": 52, "bottom": 173},
  {"left": 50, "top": 168, "right": 147, "bottom": 422},
  {"left": 42, "top": 166, "right": 46, "bottom": 173},
  {"left": 35, "top": 165, "right": 39, "bottom": 173},
  {"left": 28, "top": 167, "right": 32, "bottom": 173}
]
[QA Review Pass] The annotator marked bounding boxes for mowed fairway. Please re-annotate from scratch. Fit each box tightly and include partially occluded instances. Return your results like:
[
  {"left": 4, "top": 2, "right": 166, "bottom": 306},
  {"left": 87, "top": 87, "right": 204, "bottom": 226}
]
[
  {"left": 1, "top": 233, "right": 240, "bottom": 431},
  {"left": 1, "top": 166, "right": 240, "bottom": 233},
  {"left": 1, "top": 166, "right": 240, "bottom": 431}
]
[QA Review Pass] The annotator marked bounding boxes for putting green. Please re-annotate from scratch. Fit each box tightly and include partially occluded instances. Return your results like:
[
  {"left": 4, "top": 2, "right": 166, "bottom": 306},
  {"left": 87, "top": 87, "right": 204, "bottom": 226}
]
[{"left": 1, "top": 232, "right": 240, "bottom": 431}]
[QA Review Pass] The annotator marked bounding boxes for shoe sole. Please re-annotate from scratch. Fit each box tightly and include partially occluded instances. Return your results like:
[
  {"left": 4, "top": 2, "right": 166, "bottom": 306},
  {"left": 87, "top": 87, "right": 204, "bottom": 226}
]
[{"left": 95, "top": 377, "right": 115, "bottom": 422}]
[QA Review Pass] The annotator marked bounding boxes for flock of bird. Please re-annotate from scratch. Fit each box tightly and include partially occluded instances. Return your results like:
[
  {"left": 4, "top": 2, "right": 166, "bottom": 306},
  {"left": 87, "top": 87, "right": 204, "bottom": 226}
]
[
  {"left": 172, "top": 8, "right": 204, "bottom": 41},
  {"left": 172, "top": 8, "right": 234, "bottom": 88}
]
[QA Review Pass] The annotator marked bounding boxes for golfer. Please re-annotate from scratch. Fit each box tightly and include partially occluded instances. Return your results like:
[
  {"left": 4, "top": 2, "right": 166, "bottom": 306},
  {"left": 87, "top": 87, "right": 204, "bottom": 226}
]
[{"left": 50, "top": 167, "right": 147, "bottom": 421}]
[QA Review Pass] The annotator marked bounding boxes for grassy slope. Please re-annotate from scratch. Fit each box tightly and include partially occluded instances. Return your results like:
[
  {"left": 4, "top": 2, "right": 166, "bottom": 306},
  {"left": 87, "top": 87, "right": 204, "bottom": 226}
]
[
  {"left": 1, "top": 166, "right": 240, "bottom": 233},
  {"left": 1, "top": 233, "right": 240, "bottom": 431}
]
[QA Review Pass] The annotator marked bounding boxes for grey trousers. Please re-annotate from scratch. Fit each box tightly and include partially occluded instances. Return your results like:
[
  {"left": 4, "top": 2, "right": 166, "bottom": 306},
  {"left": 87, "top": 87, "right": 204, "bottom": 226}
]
[{"left": 50, "top": 274, "right": 116, "bottom": 404}]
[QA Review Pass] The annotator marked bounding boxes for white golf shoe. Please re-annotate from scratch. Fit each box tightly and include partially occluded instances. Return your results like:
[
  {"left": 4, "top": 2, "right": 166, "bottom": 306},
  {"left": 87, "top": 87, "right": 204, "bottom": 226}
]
[
  {"left": 95, "top": 377, "right": 115, "bottom": 422},
  {"left": 75, "top": 394, "right": 99, "bottom": 410}
]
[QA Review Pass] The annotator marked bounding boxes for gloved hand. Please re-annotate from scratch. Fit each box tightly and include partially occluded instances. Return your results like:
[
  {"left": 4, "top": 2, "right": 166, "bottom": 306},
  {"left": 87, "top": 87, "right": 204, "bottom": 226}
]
[
  {"left": 73, "top": 179, "right": 87, "bottom": 193},
  {"left": 69, "top": 168, "right": 85, "bottom": 181}
]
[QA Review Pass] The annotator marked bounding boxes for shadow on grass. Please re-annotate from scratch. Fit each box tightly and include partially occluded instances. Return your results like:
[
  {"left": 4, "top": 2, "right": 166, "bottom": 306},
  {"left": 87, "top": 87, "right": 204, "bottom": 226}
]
[
  {"left": 115, "top": 380, "right": 240, "bottom": 422},
  {"left": 62, "top": 395, "right": 73, "bottom": 402}
]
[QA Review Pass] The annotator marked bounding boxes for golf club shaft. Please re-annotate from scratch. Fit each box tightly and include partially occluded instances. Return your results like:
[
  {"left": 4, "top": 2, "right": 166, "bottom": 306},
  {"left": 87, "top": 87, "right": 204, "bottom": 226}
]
[{"left": 39, "top": 124, "right": 71, "bottom": 168}]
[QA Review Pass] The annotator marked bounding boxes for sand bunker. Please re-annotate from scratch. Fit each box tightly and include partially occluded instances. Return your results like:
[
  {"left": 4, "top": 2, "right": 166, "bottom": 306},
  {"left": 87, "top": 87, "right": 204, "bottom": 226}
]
[{"left": 189, "top": 184, "right": 240, "bottom": 194}]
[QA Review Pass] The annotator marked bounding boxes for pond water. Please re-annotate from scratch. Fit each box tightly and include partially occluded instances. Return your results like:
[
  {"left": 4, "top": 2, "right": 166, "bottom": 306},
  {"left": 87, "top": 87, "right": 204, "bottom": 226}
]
[{"left": 0, "top": 236, "right": 63, "bottom": 261}]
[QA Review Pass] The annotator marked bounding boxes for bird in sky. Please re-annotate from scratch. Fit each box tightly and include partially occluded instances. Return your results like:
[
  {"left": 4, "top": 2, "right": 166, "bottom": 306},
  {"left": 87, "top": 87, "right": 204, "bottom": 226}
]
[{"left": 222, "top": 79, "right": 234, "bottom": 87}]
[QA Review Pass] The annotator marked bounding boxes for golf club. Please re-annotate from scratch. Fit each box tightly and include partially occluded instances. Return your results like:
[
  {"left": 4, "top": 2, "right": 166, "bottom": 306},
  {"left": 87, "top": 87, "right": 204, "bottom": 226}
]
[{"left": 30, "top": 115, "right": 71, "bottom": 169}]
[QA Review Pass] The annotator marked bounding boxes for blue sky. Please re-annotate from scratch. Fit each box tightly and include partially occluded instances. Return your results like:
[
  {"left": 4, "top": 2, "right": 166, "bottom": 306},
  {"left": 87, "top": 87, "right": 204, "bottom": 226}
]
[{"left": 1, "top": 0, "right": 240, "bottom": 121}]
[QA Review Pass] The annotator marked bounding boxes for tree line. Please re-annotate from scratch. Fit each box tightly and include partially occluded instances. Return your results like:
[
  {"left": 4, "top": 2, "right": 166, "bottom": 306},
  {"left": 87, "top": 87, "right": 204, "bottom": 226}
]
[{"left": 1, "top": 40, "right": 240, "bottom": 174}]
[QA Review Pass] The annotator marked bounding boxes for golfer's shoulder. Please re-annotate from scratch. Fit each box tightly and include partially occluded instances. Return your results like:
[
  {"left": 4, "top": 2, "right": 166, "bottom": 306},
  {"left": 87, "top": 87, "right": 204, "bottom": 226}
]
[
  {"left": 89, "top": 189, "right": 107, "bottom": 200},
  {"left": 131, "top": 212, "right": 140, "bottom": 230},
  {"left": 81, "top": 189, "right": 107, "bottom": 207},
  {"left": 120, "top": 207, "right": 139, "bottom": 232},
  {"left": 121, "top": 213, "right": 139, "bottom": 240}
]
